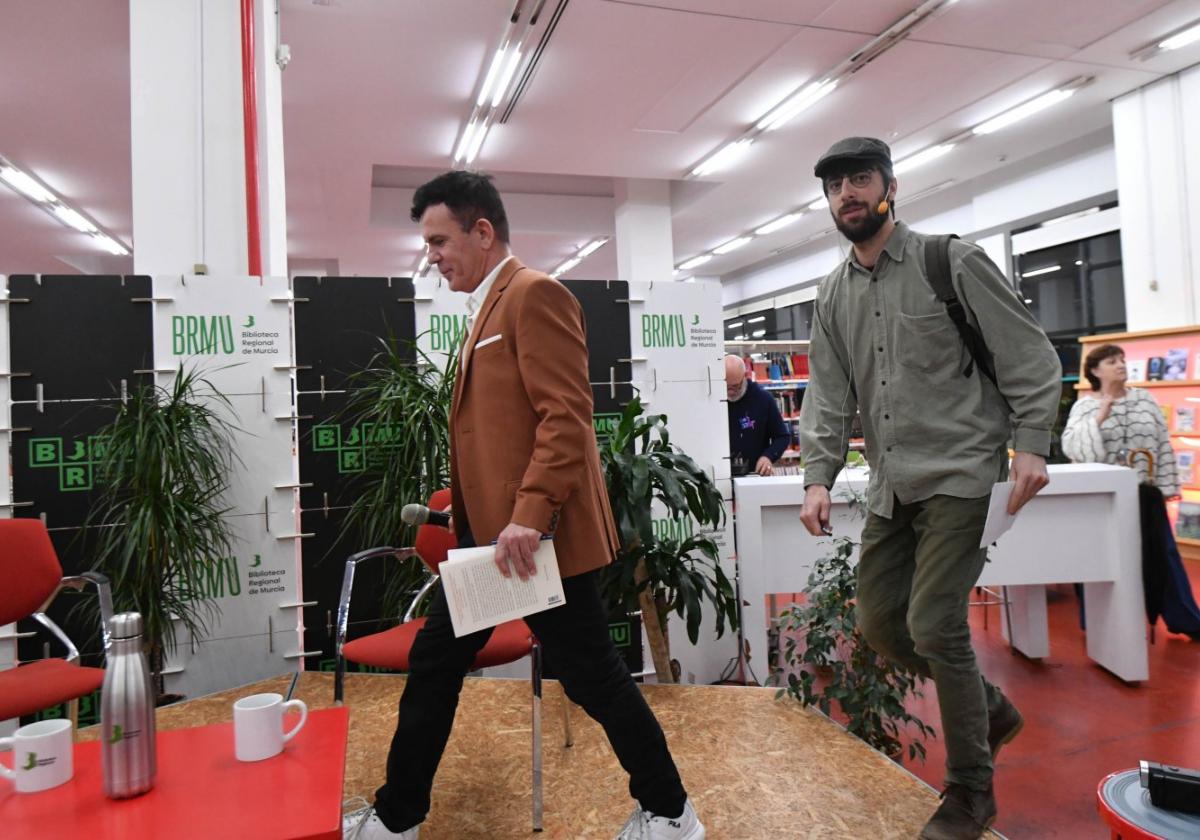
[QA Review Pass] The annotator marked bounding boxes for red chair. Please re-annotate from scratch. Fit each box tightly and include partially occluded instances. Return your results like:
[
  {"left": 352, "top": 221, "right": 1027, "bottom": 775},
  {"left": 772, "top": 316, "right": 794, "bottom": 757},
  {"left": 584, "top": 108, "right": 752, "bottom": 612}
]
[
  {"left": 334, "top": 489, "right": 571, "bottom": 832},
  {"left": 0, "top": 519, "right": 113, "bottom": 728}
]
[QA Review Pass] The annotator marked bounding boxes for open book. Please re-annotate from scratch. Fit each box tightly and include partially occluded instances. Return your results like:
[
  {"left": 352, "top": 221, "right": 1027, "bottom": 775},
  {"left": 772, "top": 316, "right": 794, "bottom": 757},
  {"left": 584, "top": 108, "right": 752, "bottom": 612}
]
[{"left": 441, "top": 539, "right": 565, "bottom": 637}]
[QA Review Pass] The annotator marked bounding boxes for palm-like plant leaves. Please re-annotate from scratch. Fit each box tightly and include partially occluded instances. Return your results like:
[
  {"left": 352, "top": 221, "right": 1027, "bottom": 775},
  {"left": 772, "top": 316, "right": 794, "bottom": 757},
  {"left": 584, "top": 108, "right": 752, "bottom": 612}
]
[
  {"left": 599, "top": 396, "right": 738, "bottom": 667},
  {"left": 84, "top": 366, "right": 240, "bottom": 678},
  {"left": 336, "top": 336, "right": 457, "bottom": 620}
]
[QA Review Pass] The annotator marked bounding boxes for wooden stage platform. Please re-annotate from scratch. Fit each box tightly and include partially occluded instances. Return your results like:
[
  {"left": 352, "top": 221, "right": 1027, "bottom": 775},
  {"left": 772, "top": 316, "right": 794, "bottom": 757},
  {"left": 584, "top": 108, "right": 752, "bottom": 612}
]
[{"left": 83, "top": 672, "right": 1002, "bottom": 839}]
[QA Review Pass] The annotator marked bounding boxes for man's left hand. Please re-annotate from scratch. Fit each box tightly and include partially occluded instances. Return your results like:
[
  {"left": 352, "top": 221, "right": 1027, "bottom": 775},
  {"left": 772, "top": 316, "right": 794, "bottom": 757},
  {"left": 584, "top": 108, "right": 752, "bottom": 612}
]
[
  {"left": 494, "top": 522, "right": 542, "bottom": 581},
  {"left": 1007, "top": 452, "right": 1049, "bottom": 514},
  {"left": 755, "top": 456, "right": 774, "bottom": 476}
]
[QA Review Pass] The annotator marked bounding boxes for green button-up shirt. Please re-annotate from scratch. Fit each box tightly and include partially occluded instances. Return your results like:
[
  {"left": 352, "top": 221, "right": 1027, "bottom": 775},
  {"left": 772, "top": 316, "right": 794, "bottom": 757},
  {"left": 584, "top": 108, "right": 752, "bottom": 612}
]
[{"left": 799, "top": 222, "right": 1062, "bottom": 518}]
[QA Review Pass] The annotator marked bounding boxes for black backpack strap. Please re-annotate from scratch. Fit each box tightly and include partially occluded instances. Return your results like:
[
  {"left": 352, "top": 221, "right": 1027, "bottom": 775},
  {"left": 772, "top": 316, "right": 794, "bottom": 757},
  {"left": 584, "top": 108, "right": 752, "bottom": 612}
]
[{"left": 924, "top": 234, "right": 998, "bottom": 387}]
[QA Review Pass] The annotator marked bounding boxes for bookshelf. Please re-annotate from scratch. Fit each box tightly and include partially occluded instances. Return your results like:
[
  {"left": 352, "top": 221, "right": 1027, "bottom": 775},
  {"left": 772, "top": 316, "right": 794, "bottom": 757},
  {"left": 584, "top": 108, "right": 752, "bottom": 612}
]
[{"left": 1079, "top": 326, "right": 1200, "bottom": 562}]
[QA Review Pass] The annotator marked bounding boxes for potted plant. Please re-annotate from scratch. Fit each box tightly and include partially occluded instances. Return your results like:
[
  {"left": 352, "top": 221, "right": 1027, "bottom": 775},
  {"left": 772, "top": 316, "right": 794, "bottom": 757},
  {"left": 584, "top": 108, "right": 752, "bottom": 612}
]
[
  {"left": 599, "top": 396, "right": 738, "bottom": 683},
  {"left": 83, "top": 366, "right": 240, "bottom": 700},
  {"left": 336, "top": 337, "right": 457, "bottom": 619},
  {"left": 773, "top": 493, "right": 936, "bottom": 762}
]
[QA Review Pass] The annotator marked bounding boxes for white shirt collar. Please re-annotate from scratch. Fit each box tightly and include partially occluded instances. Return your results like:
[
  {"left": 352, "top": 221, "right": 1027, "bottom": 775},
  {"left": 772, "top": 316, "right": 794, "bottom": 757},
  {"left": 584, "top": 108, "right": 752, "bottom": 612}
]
[{"left": 466, "top": 254, "right": 515, "bottom": 318}]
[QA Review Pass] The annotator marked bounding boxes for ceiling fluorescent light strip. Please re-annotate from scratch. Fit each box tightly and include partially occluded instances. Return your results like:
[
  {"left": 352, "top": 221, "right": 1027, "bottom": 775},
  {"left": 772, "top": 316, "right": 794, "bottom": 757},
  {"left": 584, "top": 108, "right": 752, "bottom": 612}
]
[
  {"left": 713, "top": 236, "right": 752, "bottom": 255},
  {"left": 893, "top": 143, "right": 955, "bottom": 174},
  {"left": 552, "top": 256, "right": 582, "bottom": 277},
  {"left": 972, "top": 86, "right": 1077, "bottom": 135},
  {"left": 477, "top": 47, "right": 510, "bottom": 107},
  {"left": 1160, "top": 21, "right": 1200, "bottom": 51},
  {"left": 1, "top": 157, "right": 129, "bottom": 254},
  {"left": 577, "top": 237, "right": 608, "bottom": 258},
  {"left": 0, "top": 165, "right": 55, "bottom": 203},
  {"left": 756, "top": 80, "right": 837, "bottom": 132},
  {"left": 1021, "top": 264, "right": 1061, "bottom": 278},
  {"left": 691, "top": 139, "right": 754, "bottom": 177},
  {"left": 679, "top": 254, "right": 713, "bottom": 271},
  {"left": 755, "top": 213, "right": 802, "bottom": 236}
]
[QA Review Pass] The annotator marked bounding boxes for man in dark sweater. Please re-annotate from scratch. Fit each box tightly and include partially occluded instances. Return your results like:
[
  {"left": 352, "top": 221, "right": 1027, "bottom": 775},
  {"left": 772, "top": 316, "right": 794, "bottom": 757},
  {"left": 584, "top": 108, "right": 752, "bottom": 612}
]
[{"left": 725, "top": 354, "right": 791, "bottom": 476}]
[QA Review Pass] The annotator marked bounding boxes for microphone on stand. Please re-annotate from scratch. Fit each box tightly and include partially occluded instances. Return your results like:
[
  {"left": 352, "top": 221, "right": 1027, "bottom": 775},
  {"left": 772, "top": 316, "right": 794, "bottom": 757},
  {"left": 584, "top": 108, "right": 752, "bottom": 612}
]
[{"left": 401, "top": 503, "right": 451, "bottom": 528}]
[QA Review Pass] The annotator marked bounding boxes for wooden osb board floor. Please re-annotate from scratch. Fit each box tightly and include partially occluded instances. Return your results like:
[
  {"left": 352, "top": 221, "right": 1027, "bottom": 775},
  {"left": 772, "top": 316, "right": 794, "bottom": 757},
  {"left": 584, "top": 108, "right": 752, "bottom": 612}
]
[{"left": 85, "top": 672, "right": 1002, "bottom": 839}]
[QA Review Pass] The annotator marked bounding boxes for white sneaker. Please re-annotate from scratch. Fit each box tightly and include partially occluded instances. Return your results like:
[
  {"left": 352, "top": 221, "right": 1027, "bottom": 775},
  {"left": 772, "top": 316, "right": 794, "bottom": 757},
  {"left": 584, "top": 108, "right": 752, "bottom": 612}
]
[
  {"left": 615, "top": 799, "right": 705, "bottom": 840},
  {"left": 342, "top": 805, "right": 420, "bottom": 840}
]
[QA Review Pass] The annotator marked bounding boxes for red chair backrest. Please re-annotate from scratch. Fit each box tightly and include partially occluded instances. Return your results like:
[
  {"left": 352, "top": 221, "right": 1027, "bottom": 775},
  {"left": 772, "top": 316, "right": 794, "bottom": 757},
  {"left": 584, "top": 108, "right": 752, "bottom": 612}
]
[
  {"left": 414, "top": 488, "right": 457, "bottom": 574},
  {"left": 0, "top": 519, "right": 64, "bottom": 626}
]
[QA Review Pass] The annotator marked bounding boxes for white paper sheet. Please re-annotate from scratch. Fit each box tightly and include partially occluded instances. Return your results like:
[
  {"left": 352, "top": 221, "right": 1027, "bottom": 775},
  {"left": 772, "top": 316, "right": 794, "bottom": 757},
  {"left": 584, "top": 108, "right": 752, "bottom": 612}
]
[
  {"left": 440, "top": 539, "right": 565, "bottom": 637},
  {"left": 979, "top": 481, "right": 1019, "bottom": 548}
]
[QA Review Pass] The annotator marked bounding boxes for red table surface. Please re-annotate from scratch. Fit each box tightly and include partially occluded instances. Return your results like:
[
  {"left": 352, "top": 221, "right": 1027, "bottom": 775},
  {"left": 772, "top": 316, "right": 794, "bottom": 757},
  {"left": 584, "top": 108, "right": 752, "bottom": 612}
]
[{"left": 1, "top": 706, "right": 348, "bottom": 840}]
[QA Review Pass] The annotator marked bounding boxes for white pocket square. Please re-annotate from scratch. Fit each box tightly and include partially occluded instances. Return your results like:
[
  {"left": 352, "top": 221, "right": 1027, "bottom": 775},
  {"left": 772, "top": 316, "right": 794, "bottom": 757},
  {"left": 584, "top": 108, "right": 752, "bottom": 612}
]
[{"left": 475, "top": 334, "right": 502, "bottom": 349}]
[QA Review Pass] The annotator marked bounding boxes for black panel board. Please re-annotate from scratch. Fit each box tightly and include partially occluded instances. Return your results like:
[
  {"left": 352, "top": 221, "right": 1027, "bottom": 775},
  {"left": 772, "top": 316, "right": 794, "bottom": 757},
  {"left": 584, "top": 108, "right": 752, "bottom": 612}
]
[
  {"left": 562, "top": 279, "right": 633, "bottom": 417},
  {"left": 292, "top": 276, "right": 416, "bottom": 392},
  {"left": 8, "top": 275, "right": 153, "bottom": 401},
  {"left": 293, "top": 277, "right": 419, "bottom": 664},
  {"left": 12, "top": 400, "right": 121, "bottom": 528}
]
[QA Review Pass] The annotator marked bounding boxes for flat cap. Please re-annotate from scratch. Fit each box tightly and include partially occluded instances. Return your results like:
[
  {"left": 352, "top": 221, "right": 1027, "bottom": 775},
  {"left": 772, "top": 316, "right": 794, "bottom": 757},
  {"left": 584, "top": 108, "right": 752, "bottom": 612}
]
[{"left": 813, "top": 136, "right": 892, "bottom": 178}]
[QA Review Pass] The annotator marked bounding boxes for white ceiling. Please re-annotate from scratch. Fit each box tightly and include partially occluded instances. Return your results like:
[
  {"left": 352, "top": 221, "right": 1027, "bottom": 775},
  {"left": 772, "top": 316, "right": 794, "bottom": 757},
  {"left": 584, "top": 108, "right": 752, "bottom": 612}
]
[{"left": 3, "top": 0, "right": 1200, "bottom": 283}]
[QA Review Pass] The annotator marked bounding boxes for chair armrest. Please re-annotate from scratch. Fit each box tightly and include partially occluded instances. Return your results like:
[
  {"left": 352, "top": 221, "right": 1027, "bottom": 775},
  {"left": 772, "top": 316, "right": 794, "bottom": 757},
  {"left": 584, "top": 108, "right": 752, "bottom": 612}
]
[
  {"left": 58, "top": 573, "right": 115, "bottom": 651},
  {"left": 30, "top": 572, "right": 116, "bottom": 662},
  {"left": 402, "top": 574, "right": 441, "bottom": 623},
  {"left": 333, "top": 546, "right": 419, "bottom": 705},
  {"left": 335, "top": 547, "right": 419, "bottom": 659}
]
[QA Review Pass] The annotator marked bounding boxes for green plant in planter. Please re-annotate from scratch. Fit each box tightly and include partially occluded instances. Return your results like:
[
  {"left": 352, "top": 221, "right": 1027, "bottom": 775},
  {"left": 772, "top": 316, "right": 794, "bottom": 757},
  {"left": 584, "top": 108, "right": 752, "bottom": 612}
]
[
  {"left": 774, "top": 530, "right": 937, "bottom": 762},
  {"left": 337, "top": 336, "right": 457, "bottom": 620},
  {"left": 599, "top": 396, "right": 737, "bottom": 683},
  {"left": 83, "top": 366, "right": 240, "bottom": 696}
]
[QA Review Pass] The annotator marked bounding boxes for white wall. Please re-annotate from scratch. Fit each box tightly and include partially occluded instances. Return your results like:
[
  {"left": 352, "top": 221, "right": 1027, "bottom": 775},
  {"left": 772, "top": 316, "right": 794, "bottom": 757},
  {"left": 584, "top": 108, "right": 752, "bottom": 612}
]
[
  {"left": 722, "top": 142, "right": 1119, "bottom": 310},
  {"left": 1112, "top": 65, "right": 1200, "bottom": 331}
]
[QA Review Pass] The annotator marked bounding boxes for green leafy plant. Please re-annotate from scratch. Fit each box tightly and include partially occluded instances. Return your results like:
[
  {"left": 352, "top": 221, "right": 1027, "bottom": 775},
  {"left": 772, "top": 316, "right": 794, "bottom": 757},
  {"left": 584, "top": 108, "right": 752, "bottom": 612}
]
[
  {"left": 774, "top": 529, "right": 936, "bottom": 762},
  {"left": 83, "top": 365, "right": 240, "bottom": 695},
  {"left": 599, "top": 396, "right": 737, "bottom": 682},
  {"left": 337, "top": 336, "right": 457, "bottom": 619}
]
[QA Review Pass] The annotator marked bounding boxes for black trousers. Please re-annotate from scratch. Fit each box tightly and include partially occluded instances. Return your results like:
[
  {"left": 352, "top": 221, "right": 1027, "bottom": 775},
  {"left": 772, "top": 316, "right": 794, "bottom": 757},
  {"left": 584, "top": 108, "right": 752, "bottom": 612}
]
[{"left": 372, "top": 541, "right": 686, "bottom": 832}]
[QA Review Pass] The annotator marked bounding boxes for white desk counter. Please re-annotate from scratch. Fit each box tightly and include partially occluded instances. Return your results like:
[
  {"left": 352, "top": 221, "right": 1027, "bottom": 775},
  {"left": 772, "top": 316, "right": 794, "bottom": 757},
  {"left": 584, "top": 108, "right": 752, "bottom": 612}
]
[{"left": 733, "top": 463, "right": 1147, "bottom": 682}]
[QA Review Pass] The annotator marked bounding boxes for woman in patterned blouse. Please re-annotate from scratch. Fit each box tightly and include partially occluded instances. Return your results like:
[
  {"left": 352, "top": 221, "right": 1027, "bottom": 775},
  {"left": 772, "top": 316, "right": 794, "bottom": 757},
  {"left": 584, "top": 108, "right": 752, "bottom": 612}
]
[{"left": 1062, "top": 342, "right": 1200, "bottom": 640}]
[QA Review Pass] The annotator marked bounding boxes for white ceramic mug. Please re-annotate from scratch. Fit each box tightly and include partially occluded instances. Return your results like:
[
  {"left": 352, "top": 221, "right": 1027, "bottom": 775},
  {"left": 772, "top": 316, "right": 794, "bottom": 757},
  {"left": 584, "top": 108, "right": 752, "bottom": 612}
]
[
  {"left": 0, "top": 719, "right": 74, "bottom": 793},
  {"left": 233, "top": 692, "right": 307, "bottom": 762}
]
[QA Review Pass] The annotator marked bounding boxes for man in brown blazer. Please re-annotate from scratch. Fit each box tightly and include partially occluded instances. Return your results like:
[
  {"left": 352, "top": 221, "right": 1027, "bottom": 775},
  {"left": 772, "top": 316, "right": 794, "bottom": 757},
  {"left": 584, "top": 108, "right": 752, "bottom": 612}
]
[{"left": 349, "top": 171, "right": 704, "bottom": 840}]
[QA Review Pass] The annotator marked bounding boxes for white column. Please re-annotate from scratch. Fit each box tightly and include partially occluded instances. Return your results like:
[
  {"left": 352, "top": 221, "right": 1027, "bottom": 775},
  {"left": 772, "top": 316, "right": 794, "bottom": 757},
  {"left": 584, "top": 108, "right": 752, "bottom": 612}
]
[
  {"left": 130, "top": 0, "right": 287, "bottom": 276},
  {"left": 1111, "top": 65, "right": 1200, "bottom": 330},
  {"left": 614, "top": 179, "right": 675, "bottom": 285}
]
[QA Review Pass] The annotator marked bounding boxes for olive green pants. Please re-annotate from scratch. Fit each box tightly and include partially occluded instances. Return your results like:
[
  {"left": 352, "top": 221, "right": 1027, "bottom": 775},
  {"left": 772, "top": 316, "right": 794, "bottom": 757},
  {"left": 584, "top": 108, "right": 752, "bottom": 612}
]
[{"left": 856, "top": 494, "right": 1005, "bottom": 791}]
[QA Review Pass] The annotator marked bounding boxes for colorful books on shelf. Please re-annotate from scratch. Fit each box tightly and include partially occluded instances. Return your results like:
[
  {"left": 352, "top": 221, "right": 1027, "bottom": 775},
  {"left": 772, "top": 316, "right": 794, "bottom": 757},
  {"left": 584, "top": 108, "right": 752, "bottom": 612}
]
[
  {"left": 1164, "top": 348, "right": 1189, "bottom": 381},
  {"left": 1176, "top": 407, "right": 1196, "bottom": 433},
  {"left": 1127, "top": 359, "right": 1147, "bottom": 382},
  {"left": 1147, "top": 357, "right": 1165, "bottom": 381},
  {"left": 1178, "top": 450, "right": 1195, "bottom": 486},
  {"left": 1177, "top": 502, "right": 1200, "bottom": 540}
]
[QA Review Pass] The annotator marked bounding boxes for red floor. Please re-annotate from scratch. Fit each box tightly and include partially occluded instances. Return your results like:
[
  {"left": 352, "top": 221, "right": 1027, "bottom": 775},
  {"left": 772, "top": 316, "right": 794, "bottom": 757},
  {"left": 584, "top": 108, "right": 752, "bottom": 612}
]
[{"left": 904, "top": 576, "right": 1200, "bottom": 838}]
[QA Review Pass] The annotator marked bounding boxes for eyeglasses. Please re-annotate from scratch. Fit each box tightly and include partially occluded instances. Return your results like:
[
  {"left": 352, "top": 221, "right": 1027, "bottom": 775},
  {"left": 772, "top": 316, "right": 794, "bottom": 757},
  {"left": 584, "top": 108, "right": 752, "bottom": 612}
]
[{"left": 823, "top": 170, "right": 875, "bottom": 195}]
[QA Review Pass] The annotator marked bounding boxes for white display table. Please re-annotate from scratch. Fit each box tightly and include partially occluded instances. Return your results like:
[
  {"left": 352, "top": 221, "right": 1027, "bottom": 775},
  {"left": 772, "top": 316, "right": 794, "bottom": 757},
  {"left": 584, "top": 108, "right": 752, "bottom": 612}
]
[{"left": 733, "top": 463, "right": 1148, "bottom": 682}]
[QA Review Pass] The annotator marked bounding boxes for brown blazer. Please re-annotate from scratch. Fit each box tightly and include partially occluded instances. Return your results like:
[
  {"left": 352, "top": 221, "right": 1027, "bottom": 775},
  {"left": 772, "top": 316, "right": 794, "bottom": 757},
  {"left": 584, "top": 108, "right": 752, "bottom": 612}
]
[{"left": 448, "top": 257, "right": 620, "bottom": 578}]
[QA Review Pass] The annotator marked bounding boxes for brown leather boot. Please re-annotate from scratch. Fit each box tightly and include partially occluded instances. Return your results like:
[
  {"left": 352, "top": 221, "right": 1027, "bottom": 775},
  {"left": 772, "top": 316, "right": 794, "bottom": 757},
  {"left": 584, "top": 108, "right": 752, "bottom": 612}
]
[
  {"left": 987, "top": 694, "right": 1024, "bottom": 760},
  {"left": 919, "top": 783, "right": 997, "bottom": 840}
]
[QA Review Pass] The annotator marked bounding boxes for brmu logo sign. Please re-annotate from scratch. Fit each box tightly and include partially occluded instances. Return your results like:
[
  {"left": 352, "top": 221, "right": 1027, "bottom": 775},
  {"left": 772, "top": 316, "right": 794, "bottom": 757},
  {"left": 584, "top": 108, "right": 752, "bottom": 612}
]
[
  {"left": 652, "top": 516, "right": 695, "bottom": 542},
  {"left": 172, "top": 315, "right": 235, "bottom": 355},
  {"left": 428, "top": 314, "right": 468, "bottom": 351},
  {"left": 641, "top": 314, "right": 687, "bottom": 348}
]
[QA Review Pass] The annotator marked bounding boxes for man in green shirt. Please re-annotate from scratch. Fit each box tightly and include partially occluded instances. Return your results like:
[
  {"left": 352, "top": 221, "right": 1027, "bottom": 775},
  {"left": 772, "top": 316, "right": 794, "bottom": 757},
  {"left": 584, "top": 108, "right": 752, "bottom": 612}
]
[{"left": 798, "top": 138, "right": 1061, "bottom": 840}]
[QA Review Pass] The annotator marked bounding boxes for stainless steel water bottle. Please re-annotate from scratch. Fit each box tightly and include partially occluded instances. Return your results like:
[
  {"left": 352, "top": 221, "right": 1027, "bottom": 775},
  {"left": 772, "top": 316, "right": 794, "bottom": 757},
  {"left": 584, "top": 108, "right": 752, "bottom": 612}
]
[{"left": 100, "top": 612, "right": 157, "bottom": 798}]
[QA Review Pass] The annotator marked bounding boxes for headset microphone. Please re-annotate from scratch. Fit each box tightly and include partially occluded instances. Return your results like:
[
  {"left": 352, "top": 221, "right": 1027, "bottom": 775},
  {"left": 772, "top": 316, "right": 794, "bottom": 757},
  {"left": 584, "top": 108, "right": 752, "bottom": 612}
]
[{"left": 877, "top": 197, "right": 891, "bottom": 215}]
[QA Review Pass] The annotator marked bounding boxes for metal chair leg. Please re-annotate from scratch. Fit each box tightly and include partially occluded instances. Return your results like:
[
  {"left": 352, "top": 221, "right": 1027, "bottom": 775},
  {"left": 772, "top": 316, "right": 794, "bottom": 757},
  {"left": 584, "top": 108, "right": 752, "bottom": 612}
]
[
  {"left": 531, "top": 639, "right": 543, "bottom": 833},
  {"left": 561, "top": 694, "right": 573, "bottom": 748}
]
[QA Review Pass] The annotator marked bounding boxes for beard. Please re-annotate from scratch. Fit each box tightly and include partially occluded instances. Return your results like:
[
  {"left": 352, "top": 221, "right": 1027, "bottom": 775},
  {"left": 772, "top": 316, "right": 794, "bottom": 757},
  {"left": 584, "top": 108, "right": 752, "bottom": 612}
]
[{"left": 833, "top": 193, "right": 889, "bottom": 243}]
